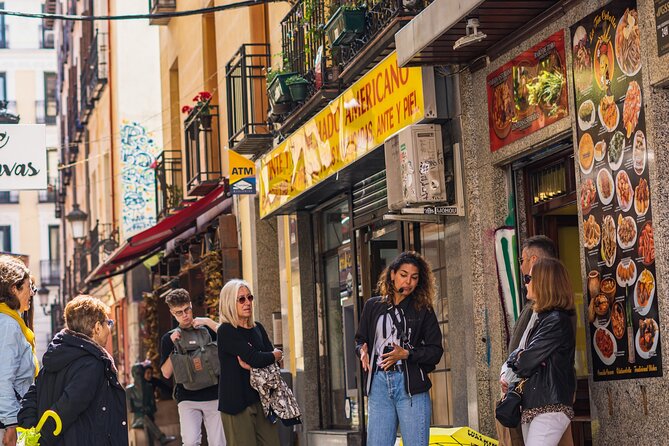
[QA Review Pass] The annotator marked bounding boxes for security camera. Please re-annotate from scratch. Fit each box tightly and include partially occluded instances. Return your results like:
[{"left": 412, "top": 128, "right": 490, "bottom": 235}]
[{"left": 453, "top": 18, "right": 487, "bottom": 50}]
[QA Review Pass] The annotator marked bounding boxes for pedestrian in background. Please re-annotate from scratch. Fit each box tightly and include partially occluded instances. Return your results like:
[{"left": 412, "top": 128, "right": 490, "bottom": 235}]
[
  {"left": 0, "top": 255, "right": 38, "bottom": 446},
  {"left": 159, "top": 288, "right": 226, "bottom": 446},
  {"left": 355, "top": 251, "right": 443, "bottom": 446},
  {"left": 18, "top": 295, "right": 127, "bottom": 446},
  {"left": 217, "top": 279, "right": 281, "bottom": 446},
  {"left": 506, "top": 258, "right": 576, "bottom": 446}
]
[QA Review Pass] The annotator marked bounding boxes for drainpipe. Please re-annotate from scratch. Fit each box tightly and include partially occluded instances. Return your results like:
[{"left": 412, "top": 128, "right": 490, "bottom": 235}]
[{"left": 107, "top": 0, "right": 116, "bottom": 232}]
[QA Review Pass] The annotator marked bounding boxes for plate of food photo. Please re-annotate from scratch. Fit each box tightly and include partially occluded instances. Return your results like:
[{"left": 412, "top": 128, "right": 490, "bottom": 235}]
[
  {"left": 615, "top": 8, "right": 642, "bottom": 77},
  {"left": 579, "top": 133, "right": 595, "bottom": 174},
  {"left": 615, "top": 170, "right": 633, "bottom": 212},
  {"left": 611, "top": 302, "right": 625, "bottom": 340},
  {"left": 638, "top": 221, "right": 654, "bottom": 266},
  {"left": 632, "top": 130, "right": 646, "bottom": 175},
  {"left": 636, "top": 317, "right": 659, "bottom": 359},
  {"left": 491, "top": 79, "right": 514, "bottom": 139},
  {"left": 594, "top": 140, "right": 607, "bottom": 162},
  {"left": 616, "top": 257, "right": 637, "bottom": 287},
  {"left": 580, "top": 178, "right": 597, "bottom": 215},
  {"left": 608, "top": 131, "right": 625, "bottom": 171},
  {"left": 617, "top": 214, "right": 637, "bottom": 250},
  {"left": 597, "top": 168, "right": 614, "bottom": 206},
  {"left": 622, "top": 81, "right": 641, "bottom": 138},
  {"left": 598, "top": 95, "right": 620, "bottom": 133},
  {"left": 634, "top": 268, "right": 655, "bottom": 316},
  {"left": 634, "top": 178, "right": 650, "bottom": 217},
  {"left": 578, "top": 99, "right": 596, "bottom": 131},
  {"left": 601, "top": 215, "right": 617, "bottom": 267},
  {"left": 594, "top": 327, "right": 617, "bottom": 365},
  {"left": 583, "top": 214, "right": 601, "bottom": 250}
]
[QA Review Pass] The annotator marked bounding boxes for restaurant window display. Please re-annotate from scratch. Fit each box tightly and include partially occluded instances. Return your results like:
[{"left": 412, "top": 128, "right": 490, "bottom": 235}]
[{"left": 572, "top": 0, "right": 662, "bottom": 381}]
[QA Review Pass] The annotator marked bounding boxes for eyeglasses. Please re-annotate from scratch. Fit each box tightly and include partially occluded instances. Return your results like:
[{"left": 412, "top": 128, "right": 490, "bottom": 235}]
[
  {"left": 518, "top": 257, "right": 525, "bottom": 266},
  {"left": 29, "top": 282, "right": 37, "bottom": 295},
  {"left": 523, "top": 274, "right": 532, "bottom": 285},
  {"left": 237, "top": 294, "right": 254, "bottom": 304},
  {"left": 106, "top": 319, "right": 114, "bottom": 329},
  {"left": 171, "top": 305, "right": 193, "bottom": 318}
]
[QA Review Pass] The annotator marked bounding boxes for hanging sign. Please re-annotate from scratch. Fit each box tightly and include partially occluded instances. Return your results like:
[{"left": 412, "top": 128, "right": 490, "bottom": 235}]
[
  {"left": 229, "top": 150, "right": 256, "bottom": 195},
  {"left": 0, "top": 124, "right": 47, "bottom": 190},
  {"left": 571, "top": 0, "right": 662, "bottom": 381},
  {"left": 655, "top": 0, "right": 669, "bottom": 56}
]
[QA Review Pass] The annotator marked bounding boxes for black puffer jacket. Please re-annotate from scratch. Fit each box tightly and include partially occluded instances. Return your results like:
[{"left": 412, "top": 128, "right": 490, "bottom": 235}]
[
  {"left": 508, "top": 309, "right": 575, "bottom": 411},
  {"left": 355, "top": 296, "right": 443, "bottom": 396},
  {"left": 18, "top": 329, "right": 128, "bottom": 446}
]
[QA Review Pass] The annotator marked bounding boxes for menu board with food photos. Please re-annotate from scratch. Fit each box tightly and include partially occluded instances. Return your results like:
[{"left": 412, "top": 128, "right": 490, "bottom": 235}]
[
  {"left": 487, "top": 31, "right": 569, "bottom": 152},
  {"left": 572, "top": 0, "right": 662, "bottom": 381}
]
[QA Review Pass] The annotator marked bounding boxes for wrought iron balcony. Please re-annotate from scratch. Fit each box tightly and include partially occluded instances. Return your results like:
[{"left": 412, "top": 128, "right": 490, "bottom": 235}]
[
  {"left": 80, "top": 31, "right": 108, "bottom": 123},
  {"left": 42, "top": 0, "right": 57, "bottom": 30},
  {"left": 40, "top": 259, "right": 61, "bottom": 286},
  {"left": 39, "top": 24, "right": 55, "bottom": 49},
  {"left": 226, "top": 44, "right": 273, "bottom": 155},
  {"left": 184, "top": 104, "right": 222, "bottom": 196},
  {"left": 330, "top": 0, "right": 430, "bottom": 84},
  {"left": 154, "top": 150, "right": 183, "bottom": 220},
  {"left": 36, "top": 100, "right": 57, "bottom": 125},
  {"left": 148, "top": 0, "right": 177, "bottom": 25},
  {"left": 275, "top": 0, "right": 341, "bottom": 132}
]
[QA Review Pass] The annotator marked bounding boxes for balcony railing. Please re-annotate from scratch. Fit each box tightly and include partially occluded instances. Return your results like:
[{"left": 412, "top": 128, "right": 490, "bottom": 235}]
[
  {"left": 0, "top": 191, "right": 19, "bottom": 204},
  {"left": 36, "top": 100, "right": 57, "bottom": 125},
  {"left": 148, "top": 0, "right": 177, "bottom": 25},
  {"left": 184, "top": 104, "right": 222, "bottom": 196},
  {"left": 331, "top": 0, "right": 430, "bottom": 83},
  {"left": 39, "top": 24, "right": 55, "bottom": 49},
  {"left": 80, "top": 31, "right": 108, "bottom": 122},
  {"left": 275, "top": 0, "right": 341, "bottom": 131},
  {"left": 154, "top": 150, "right": 183, "bottom": 220},
  {"left": 40, "top": 259, "right": 61, "bottom": 286},
  {"left": 226, "top": 44, "right": 273, "bottom": 155}
]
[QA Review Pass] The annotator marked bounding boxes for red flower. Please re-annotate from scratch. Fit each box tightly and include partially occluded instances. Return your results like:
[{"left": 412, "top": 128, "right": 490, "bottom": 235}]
[
  {"left": 198, "top": 91, "right": 212, "bottom": 101},
  {"left": 181, "top": 105, "right": 193, "bottom": 114}
]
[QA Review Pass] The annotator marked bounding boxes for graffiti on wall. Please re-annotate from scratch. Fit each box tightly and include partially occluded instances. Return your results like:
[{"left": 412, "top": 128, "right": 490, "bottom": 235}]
[{"left": 120, "top": 121, "right": 161, "bottom": 238}]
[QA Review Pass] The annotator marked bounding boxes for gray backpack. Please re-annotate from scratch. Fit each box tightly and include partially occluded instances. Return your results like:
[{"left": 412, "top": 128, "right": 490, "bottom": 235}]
[{"left": 169, "top": 327, "right": 219, "bottom": 391}]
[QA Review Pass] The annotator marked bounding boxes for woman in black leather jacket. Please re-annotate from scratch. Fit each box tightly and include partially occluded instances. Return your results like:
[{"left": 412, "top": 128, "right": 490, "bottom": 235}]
[
  {"left": 507, "top": 257, "right": 575, "bottom": 446},
  {"left": 355, "top": 251, "right": 443, "bottom": 446}
]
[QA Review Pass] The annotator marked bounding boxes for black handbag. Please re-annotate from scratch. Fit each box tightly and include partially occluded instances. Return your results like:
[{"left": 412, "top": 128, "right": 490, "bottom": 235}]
[{"left": 495, "top": 378, "right": 527, "bottom": 428}]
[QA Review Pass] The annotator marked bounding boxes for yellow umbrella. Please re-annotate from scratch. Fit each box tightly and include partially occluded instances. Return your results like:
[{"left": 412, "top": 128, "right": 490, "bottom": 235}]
[
  {"left": 16, "top": 410, "right": 62, "bottom": 446},
  {"left": 400, "top": 427, "right": 499, "bottom": 446}
]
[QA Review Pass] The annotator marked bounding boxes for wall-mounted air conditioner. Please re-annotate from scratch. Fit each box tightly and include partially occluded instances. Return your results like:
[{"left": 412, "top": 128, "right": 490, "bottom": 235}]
[{"left": 384, "top": 124, "right": 464, "bottom": 217}]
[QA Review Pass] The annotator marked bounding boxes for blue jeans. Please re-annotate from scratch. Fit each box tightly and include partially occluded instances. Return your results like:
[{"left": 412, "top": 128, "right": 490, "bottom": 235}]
[{"left": 367, "top": 370, "right": 431, "bottom": 446}]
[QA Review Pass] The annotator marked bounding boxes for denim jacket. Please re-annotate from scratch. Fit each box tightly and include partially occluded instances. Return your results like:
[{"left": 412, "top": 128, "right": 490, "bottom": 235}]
[{"left": 0, "top": 312, "right": 35, "bottom": 426}]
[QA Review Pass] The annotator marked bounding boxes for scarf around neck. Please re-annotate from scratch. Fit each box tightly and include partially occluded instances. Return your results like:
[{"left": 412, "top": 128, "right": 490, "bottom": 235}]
[{"left": 0, "top": 302, "right": 39, "bottom": 377}]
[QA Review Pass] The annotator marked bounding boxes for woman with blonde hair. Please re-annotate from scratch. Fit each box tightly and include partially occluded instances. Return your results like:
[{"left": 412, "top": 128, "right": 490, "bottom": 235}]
[
  {"left": 0, "top": 255, "right": 37, "bottom": 446},
  {"left": 216, "top": 279, "right": 281, "bottom": 446},
  {"left": 355, "top": 251, "right": 443, "bottom": 446},
  {"left": 506, "top": 257, "right": 576, "bottom": 445}
]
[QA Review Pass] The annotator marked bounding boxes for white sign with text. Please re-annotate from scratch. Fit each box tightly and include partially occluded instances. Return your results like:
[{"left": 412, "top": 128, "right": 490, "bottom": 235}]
[{"left": 0, "top": 124, "right": 47, "bottom": 190}]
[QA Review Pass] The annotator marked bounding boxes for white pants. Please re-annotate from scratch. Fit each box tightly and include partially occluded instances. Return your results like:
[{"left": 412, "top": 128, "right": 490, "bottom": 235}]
[
  {"left": 522, "top": 412, "right": 571, "bottom": 446},
  {"left": 177, "top": 399, "right": 227, "bottom": 446}
]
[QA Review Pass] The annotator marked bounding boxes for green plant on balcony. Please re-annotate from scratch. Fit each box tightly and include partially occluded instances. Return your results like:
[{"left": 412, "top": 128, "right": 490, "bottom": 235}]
[
  {"left": 182, "top": 91, "right": 213, "bottom": 129},
  {"left": 267, "top": 66, "right": 297, "bottom": 110},
  {"left": 285, "top": 75, "right": 310, "bottom": 102},
  {"left": 325, "top": 3, "right": 365, "bottom": 47},
  {"left": 166, "top": 184, "right": 183, "bottom": 210}
]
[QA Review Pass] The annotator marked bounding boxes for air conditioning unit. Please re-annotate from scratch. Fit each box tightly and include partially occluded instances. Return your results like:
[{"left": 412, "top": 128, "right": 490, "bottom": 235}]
[{"left": 384, "top": 124, "right": 464, "bottom": 216}]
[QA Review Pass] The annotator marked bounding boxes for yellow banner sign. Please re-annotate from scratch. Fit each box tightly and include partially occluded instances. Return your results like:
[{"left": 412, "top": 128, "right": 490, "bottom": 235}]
[{"left": 259, "top": 51, "right": 425, "bottom": 217}]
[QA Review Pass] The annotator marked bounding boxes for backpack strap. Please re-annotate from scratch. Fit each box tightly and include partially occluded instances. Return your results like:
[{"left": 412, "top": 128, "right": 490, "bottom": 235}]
[{"left": 170, "top": 328, "right": 187, "bottom": 354}]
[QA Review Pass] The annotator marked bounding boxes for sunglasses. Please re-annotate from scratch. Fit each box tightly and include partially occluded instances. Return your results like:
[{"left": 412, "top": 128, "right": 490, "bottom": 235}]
[
  {"left": 105, "top": 319, "right": 114, "bottom": 329},
  {"left": 238, "top": 294, "right": 254, "bottom": 304},
  {"left": 172, "top": 305, "right": 193, "bottom": 318},
  {"left": 30, "top": 283, "right": 38, "bottom": 295},
  {"left": 523, "top": 274, "right": 532, "bottom": 285}
]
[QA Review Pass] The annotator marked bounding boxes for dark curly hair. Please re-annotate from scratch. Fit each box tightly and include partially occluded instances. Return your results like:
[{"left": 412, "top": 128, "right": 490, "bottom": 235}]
[
  {"left": 376, "top": 251, "right": 436, "bottom": 311},
  {"left": 164, "top": 288, "right": 191, "bottom": 308}
]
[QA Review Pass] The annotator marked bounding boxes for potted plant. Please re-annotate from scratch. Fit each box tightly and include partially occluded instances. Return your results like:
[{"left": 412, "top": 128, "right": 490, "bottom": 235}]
[
  {"left": 285, "top": 75, "right": 310, "bottom": 102},
  {"left": 267, "top": 68, "right": 297, "bottom": 107},
  {"left": 193, "top": 91, "right": 213, "bottom": 129},
  {"left": 325, "top": 4, "right": 365, "bottom": 47}
]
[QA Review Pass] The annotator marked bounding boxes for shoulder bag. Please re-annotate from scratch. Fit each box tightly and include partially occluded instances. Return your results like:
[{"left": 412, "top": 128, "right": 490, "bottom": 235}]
[{"left": 495, "top": 378, "right": 527, "bottom": 428}]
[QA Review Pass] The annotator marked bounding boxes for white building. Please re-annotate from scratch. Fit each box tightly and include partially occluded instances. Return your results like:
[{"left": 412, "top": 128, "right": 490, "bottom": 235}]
[{"left": 0, "top": 0, "right": 60, "bottom": 360}]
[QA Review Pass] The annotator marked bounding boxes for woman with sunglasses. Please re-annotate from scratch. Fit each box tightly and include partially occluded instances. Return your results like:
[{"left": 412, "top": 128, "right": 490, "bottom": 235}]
[
  {"left": 18, "top": 295, "right": 128, "bottom": 446},
  {"left": 217, "top": 279, "right": 281, "bottom": 446},
  {"left": 0, "top": 256, "right": 38, "bottom": 446},
  {"left": 506, "top": 258, "right": 576, "bottom": 446}
]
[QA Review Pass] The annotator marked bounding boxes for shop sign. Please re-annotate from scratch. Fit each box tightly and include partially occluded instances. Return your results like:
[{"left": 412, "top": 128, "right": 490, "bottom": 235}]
[
  {"left": 571, "top": 0, "right": 662, "bottom": 381},
  {"left": 258, "top": 51, "right": 425, "bottom": 218},
  {"left": 0, "top": 124, "right": 47, "bottom": 190},
  {"left": 228, "top": 149, "right": 256, "bottom": 195},
  {"left": 655, "top": 0, "right": 669, "bottom": 56},
  {"left": 486, "top": 31, "right": 569, "bottom": 152}
]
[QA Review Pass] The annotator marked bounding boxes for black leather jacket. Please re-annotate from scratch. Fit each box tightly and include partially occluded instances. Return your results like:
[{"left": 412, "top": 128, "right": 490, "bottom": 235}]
[{"left": 508, "top": 309, "right": 575, "bottom": 411}]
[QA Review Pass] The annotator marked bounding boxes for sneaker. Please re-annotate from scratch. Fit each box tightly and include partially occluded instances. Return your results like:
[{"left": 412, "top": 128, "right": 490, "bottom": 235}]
[{"left": 159, "top": 435, "right": 177, "bottom": 445}]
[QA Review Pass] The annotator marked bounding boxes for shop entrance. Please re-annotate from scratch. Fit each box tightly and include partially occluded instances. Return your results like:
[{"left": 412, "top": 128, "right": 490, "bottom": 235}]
[{"left": 518, "top": 143, "right": 593, "bottom": 446}]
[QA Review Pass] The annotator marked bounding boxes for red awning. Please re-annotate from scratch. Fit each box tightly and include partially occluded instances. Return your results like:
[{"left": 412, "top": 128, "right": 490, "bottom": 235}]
[{"left": 85, "top": 185, "right": 230, "bottom": 284}]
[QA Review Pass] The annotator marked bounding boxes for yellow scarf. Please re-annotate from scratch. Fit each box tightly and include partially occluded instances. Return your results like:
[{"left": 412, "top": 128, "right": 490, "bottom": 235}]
[{"left": 0, "top": 302, "right": 39, "bottom": 377}]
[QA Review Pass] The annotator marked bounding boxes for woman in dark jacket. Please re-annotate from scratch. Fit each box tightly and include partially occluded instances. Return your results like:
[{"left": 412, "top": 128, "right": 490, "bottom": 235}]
[
  {"left": 217, "top": 279, "right": 282, "bottom": 446},
  {"left": 507, "top": 257, "right": 576, "bottom": 446},
  {"left": 18, "top": 295, "right": 127, "bottom": 446},
  {"left": 355, "top": 251, "right": 443, "bottom": 446}
]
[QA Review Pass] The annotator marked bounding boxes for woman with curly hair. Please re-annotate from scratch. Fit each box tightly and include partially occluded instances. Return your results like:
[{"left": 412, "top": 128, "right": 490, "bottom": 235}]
[
  {"left": 0, "top": 255, "right": 37, "bottom": 446},
  {"left": 354, "top": 251, "right": 443, "bottom": 446}
]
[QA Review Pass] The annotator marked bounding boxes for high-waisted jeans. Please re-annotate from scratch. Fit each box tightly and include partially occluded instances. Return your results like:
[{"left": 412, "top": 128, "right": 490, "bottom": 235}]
[{"left": 367, "top": 370, "right": 431, "bottom": 446}]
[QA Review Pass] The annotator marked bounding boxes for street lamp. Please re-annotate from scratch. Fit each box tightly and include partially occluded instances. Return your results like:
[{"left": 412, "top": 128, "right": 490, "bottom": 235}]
[
  {"left": 37, "top": 284, "right": 50, "bottom": 315},
  {"left": 66, "top": 203, "right": 88, "bottom": 242}
]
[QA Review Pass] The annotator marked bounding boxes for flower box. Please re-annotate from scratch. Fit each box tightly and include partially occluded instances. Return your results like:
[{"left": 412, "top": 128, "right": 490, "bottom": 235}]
[
  {"left": 267, "top": 72, "right": 297, "bottom": 107},
  {"left": 325, "top": 7, "right": 365, "bottom": 47}
]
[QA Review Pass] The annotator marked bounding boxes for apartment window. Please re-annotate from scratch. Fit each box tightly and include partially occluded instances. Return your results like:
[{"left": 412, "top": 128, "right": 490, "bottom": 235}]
[
  {"left": 44, "top": 73, "right": 57, "bottom": 125},
  {"left": 0, "top": 226, "right": 11, "bottom": 252},
  {"left": 0, "top": 73, "right": 5, "bottom": 101},
  {"left": 49, "top": 225, "right": 60, "bottom": 261},
  {"left": 0, "top": 3, "right": 6, "bottom": 49},
  {"left": 0, "top": 191, "right": 19, "bottom": 203}
]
